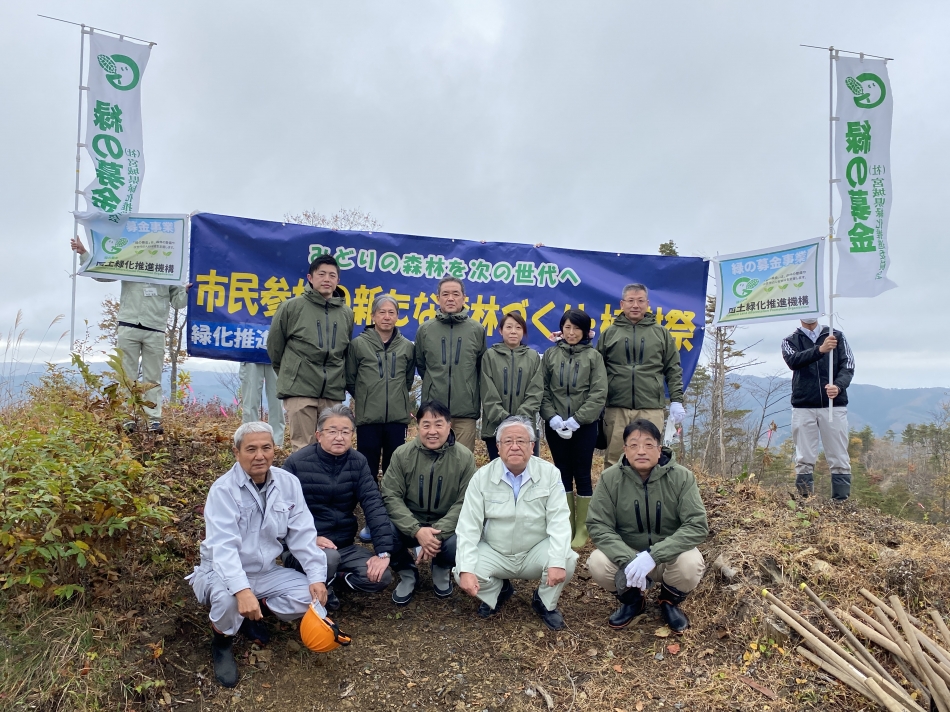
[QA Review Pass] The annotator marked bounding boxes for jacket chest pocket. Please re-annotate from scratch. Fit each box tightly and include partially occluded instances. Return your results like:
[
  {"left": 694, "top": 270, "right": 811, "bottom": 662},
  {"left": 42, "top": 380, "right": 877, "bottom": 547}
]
[
  {"left": 484, "top": 493, "right": 513, "bottom": 518},
  {"left": 519, "top": 486, "right": 548, "bottom": 516},
  {"left": 237, "top": 505, "right": 259, "bottom": 537},
  {"left": 268, "top": 502, "right": 291, "bottom": 540}
]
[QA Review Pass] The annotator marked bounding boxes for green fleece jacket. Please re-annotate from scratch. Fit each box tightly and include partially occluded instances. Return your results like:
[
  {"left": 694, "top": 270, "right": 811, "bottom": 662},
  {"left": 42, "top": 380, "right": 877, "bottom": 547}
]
[
  {"left": 380, "top": 433, "right": 477, "bottom": 540},
  {"left": 266, "top": 285, "right": 354, "bottom": 401},
  {"left": 414, "top": 310, "right": 487, "bottom": 419},
  {"left": 597, "top": 312, "right": 684, "bottom": 409},
  {"left": 79, "top": 251, "right": 187, "bottom": 331},
  {"left": 587, "top": 448, "right": 708, "bottom": 566},
  {"left": 480, "top": 343, "right": 544, "bottom": 438},
  {"left": 345, "top": 326, "right": 416, "bottom": 426},
  {"left": 539, "top": 340, "right": 608, "bottom": 425}
]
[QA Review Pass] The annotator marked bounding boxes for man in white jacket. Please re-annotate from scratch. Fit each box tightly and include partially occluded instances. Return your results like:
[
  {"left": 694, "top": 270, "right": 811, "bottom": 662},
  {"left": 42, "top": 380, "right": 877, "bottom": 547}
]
[
  {"left": 454, "top": 415, "right": 576, "bottom": 630},
  {"left": 187, "top": 422, "right": 328, "bottom": 688}
]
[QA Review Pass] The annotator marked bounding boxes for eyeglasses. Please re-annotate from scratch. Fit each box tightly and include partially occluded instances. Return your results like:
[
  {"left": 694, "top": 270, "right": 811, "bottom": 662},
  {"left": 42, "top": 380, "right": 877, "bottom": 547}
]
[
  {"left": 624, "top": 441, "right": 657, "bottom": 451},
  {"left": 323, "top": 428, "right": 354, "bottom": 439},
  {"left": 500, "top": 438, "right": 532, "bottom": 448}
]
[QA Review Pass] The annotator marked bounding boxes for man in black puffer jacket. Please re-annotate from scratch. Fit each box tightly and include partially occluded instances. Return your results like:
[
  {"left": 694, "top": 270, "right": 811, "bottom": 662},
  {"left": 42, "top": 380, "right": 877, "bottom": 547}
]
[{"left": 282, "top": 404, "right": 395, "bottom": 609}]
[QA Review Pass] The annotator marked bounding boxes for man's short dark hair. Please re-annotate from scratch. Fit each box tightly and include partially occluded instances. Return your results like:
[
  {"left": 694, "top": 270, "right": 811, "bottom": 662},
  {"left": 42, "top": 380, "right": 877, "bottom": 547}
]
[
  {"left": 309, "top": 254, "right": 340, "bottom": 276},
  {"left": 437, "top": 276, "right": 466, "bottom": 297},
  {"left": 416, "top": 400, "right": 452, "bottom": 422},
  {"left": 623, "top": 418, "right": 662, "bottom": 444}
]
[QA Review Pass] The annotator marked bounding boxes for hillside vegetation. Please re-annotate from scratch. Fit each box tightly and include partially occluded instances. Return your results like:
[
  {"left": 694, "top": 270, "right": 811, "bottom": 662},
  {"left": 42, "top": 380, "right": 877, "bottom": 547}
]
[{"left": 2, "top": 361, "right": 950, "bottom": 711}]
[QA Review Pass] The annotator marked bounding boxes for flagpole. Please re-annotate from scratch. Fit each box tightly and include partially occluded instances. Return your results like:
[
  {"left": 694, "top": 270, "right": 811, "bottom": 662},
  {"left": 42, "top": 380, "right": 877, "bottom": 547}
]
[
  {"left": 827, "top": 47, "right": 836, "bottom": 421},
  {"left": 69, "top": 25, "right": 88, "bottom": 351}
]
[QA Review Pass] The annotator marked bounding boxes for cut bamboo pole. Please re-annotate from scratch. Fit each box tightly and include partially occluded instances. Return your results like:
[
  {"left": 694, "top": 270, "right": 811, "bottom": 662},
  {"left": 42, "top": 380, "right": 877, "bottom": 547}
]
[
  {"left": 890, "top": 596, "right": 950, "bottom": 712},
  {"left": 796, "top": 646, "right": 882, "bottom": 703},
  {"left": 862, "top": 589, "right": 923, "bottom": 627},
  {"left": 865, "top": 677, "right": 913, "bottom": 712},
  {"left": 838, "top": 609, "right": 908, "bottom": 660},
  {"left": 874, "top": 607, "right": 917, "bottom": 663},
  {"left": 931, "top": 610, "right": 950, "bottom": 651},
  {"left": 867, "top": 595, "right": 950, "bottom": 668},
  {"left": 802, "top": 584, "right": 898, "bottom": 686}
]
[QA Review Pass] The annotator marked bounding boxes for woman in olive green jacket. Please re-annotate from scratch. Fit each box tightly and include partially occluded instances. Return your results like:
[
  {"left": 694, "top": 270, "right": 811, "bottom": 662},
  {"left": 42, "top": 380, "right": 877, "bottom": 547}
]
[
  {"left": 540, "top": 309, "right": 608, "bottom": 548},
  {"left": 346, "top": 295, "right": 416, "bottom": 482},
  {"left": 480, "top": 311, "right": 544, "bottom": 460}
]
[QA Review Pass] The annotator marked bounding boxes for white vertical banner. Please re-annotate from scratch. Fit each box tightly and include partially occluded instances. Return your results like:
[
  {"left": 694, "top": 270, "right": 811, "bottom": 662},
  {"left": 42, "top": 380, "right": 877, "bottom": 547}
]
[
  {"left": 834, "top": 56, "right": 897, "bottom": 297},
  {"left": 75, "top": 32, "right": 151, "bottom": 234}
]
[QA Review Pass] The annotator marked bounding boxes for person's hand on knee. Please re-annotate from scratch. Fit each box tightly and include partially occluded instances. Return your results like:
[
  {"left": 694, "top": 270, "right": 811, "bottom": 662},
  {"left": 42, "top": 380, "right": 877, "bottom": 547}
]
[
  {"left": 236, "top": 589, "right": 262, "bottom": 620},
  {"left": 459, "top": 572, "right": 480, "bottom": 597}
]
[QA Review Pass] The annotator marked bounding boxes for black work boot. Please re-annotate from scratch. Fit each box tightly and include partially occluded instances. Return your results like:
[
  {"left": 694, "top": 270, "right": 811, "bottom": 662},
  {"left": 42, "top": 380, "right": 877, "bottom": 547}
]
[
  {"left": 657, "top": 583, "right": 691, "bottom": 633},
  {"left": 211, "top": 628, "right": 239, "bottom": 688},
  {"left": 531, "top": 589, "right": 566, "bottom": 631},
  {"left": 325, "top": 585, "right": 341, "bottom": 611},
  {"left": 608, "top": 587, "right": 646, "bottom": 629},
  {"left": 831, "top": 473, "right": 852, "bottom": 501},
  {"left": 477, "top": 579, "right": 515, "bottom": 619},
  {"left": 239, "top": 617, "right": 270, "bottom": 645}
]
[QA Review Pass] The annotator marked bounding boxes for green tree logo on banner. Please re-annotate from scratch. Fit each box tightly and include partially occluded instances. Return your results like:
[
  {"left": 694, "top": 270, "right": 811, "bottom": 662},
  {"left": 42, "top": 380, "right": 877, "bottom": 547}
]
[
  {"left": 97, "top": 53, "right": 141, "bottom": 91},
  {"left": 845, "top": 73, "right": 886, "bottom": 109}
]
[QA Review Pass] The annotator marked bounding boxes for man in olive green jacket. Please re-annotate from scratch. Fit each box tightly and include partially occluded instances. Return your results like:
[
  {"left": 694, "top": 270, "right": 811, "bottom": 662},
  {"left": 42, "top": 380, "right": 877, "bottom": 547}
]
[
  {"left": 587, "top": 419, "right": 707, "bottom": 633},
  {"left": 267, "top": 255, "right": 354, "bottom": 452},
  {"left": 597, "top": 284, "right": 686, "bottom": 468},
  {"left": 381, "top": 401, "right": 477, "bottom": 605},
  {"left": 414, "top": 277, "right": 487, "bottom": 453}
]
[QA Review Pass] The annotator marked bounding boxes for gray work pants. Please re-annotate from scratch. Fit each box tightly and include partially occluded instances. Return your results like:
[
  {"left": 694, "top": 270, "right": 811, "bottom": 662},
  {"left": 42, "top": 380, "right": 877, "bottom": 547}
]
[
  {"left": 240, "top": 362, "right": 285, "bottom": 446},
  {"left": 791, "top": 407, "right": 851, "bottom": 500}
]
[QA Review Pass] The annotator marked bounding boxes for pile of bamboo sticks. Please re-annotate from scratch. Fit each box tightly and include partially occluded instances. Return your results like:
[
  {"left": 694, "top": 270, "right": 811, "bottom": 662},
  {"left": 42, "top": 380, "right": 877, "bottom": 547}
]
[{"left": 764, "top": 584, "right": 950, "bottom": 711}]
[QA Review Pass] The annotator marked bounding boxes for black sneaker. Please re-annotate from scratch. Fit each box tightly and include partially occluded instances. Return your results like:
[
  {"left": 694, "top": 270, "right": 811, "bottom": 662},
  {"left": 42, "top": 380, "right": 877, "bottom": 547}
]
[
  {"left": 148, "top": 421, "right": 164, "bottom": 434},
  {"left": 531, "top": 589, "right": 566, "bottom": 631},
  {"left": 477, "top": 579, "right": 515, "bottom": 618},
  {"left": 325, "top": 586, "right": 341, "bottom": 611},
  {"left": 239, "top": 617, "right": 270, "bottom": 645},
  {"left": 392, "top": 569, "right": 418, "bottom": 606}
]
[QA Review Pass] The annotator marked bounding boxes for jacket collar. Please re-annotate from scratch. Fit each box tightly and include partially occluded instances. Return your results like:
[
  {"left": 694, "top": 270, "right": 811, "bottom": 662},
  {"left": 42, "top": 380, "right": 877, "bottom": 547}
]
[
  {"left": 361, "top": 324, "right": 401, "bottom": 349},
  {"left": 303, "top": 282, "right": 345, "bottom": 308},
  {"left": 619, "top": 447, "right": 675, "bottom": 483},
  {"left": 489, "top": 342, "right": 530, "bottom": 356},
  {"left": 435, "top": 309, "right": 470, "bottom": 324},
  {"left": 413, "top": 430, "right": 457, "bottom": 456},
  {"left": 614, "top": 311, "right": 657, "bottom": 328},
  {"left": 487, "top": 455, "right": 541, "bottom": 485}
]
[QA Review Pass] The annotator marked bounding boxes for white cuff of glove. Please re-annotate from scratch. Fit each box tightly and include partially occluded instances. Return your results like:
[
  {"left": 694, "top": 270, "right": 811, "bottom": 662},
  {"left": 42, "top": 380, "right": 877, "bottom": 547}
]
[
  {"left": 669, "top": 401, "right": 686, "bottom": 425},
  {"left": 549, "top": 415, "right": 565, "bottom": 430},
  {"left": 565, "top": 417, "right": 580, "bottom": 431},
  {"left": 556, "top": 428, "right": 573, "bottom": 440}
]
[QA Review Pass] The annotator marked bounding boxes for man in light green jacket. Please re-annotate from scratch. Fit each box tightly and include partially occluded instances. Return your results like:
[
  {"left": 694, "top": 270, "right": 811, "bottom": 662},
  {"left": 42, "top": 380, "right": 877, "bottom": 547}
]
[
  {"left": 454, "top": 416, "right": 576, "bottom": 631},
  {"left": 414, "top": 277, "right": 487, "bottom": 453},
  {"left": 72, "top": 237, "right": 189, "bottom": 431},
  {"left": 597, "top": 284, "right": 686, "bottom": 468},
  {"left": 267, "top": 255, "right": 354, "bottom": 451}
]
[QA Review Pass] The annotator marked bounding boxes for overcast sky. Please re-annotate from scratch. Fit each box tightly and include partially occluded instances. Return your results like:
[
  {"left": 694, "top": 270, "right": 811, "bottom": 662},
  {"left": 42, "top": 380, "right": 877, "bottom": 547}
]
[{"left": 2, "top": 1, "right": 947, "bottom": 389}]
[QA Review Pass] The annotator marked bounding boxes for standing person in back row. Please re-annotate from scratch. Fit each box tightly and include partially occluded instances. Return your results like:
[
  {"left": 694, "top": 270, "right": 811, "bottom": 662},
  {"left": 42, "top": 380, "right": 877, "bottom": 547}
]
[
  {"left": 598, "top": 284, "right": 685, "bottom": 469},
  {"left": 267, "top": 255, "right": 354, "bottom": 452},
  {"left": 782, "top": 318, "right": 855, "bottom": 501},
  {"left": 71, "top": 237, "right": 190, "bottom": 433},
  {"left": 414, "top": 277, "right": 487, "bottom": 453},
  {"left": 540, "top": 309, "right": 608, "bottom": 549}
]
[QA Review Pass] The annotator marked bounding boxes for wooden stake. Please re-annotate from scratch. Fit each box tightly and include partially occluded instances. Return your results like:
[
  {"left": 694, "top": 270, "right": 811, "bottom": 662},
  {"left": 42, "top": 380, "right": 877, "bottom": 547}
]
[
  {"left": 931, "top": 610, "right": 950, "bottom": 651},
  {"left": 890, "top": 596, "right": 950, "bottom": 712},
  {"left": 862, "top": 589, "right": 923, "bottom": 626}
]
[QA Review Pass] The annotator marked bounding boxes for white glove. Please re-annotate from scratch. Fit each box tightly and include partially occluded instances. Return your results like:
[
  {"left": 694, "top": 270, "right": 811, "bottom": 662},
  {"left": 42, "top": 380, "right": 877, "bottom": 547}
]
[
  {"left": 549, "top": 415, "right": 565, "bottom": 430},
  {"left": 624, "top": 550, "right": 656, "bottom": 591},
  {"left": 669, "top": 401, "right": 686, "bottom": 425},
  {"left": 564, "top": 417, "right": 580, "bottom": 431},
  {"left": 556, "top": 428, "right": 573, "bottom": 440}
]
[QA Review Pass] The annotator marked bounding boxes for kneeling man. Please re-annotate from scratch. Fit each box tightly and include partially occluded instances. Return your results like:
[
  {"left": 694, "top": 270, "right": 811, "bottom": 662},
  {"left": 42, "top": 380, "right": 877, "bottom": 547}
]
[
  {"left": 587, "top": 419, "right": 707, "bottom": 633},
  {"left": 381, "top": 400, "right": 476, "bottom": 605},
  {"left": 455, "top": 415, "right": 576, "bottom": 631},
  {"left": 187, "top": 422, "right": 328, "bottom": 688}
]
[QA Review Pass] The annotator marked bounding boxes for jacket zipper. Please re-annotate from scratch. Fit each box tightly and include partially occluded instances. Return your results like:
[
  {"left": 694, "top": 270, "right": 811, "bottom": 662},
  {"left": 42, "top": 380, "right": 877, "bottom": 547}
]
[
  {"left": 503, "top": 367, "right": 509, "bottom": 396},
  {"left": 629, "top": 331, "right": 636, "bottom": 409},
  {"left": 639, "top": 337, "right": 645, "bottom": 364},
  {"left": 383, "top": 341, "right": 390, "bottom": 423},
  {"left": 376, "top": 353, "right": 384, "bottom": 378},
  {"left": 515, "top": 369, "right": 523, "bottom": 398},
  {"left": 643, "top": 479, "right": 654, "bottom": 547},
  {"left": 433, "top": 476, "right": 443, "bottom": 509},
  {"left": 634, "top": 500, "right": 644, "bottom": 532},
  {"left": 508, "top": 349, "right": 516, "bottom": 412},
  {"left": 566, "top": 349, "right": 573, "bottom": 417},
  {"left": 447, "top": 324, "right": 454, "bottom": 410},
  {"left": 425, "top": 461, "right": 437, "bottom": 517},
  {"left": 318, "top": 304, "right": 330, "bottom": 398},
  {"left": 655, "top": 501, "right": 662, "bottom": 534}
]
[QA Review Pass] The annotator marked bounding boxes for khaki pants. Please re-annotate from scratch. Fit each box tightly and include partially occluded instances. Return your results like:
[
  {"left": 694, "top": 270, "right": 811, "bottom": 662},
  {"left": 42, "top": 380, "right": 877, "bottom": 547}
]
[
  {"left": 283, "top": 397, "right": 341, "bottom": 452},
  {"left": 452, "top": 417, "right": 478, "bottom": 454},
  {"left": 603, "top": 407, "right": 665, "bottom": 468},
  {"left": 587, "top": 547, "right": 705, "bottom": 594},
  {"left": 453, "top": 538, "right": 579, "bottom": 611},
  {"left": 117, "top": 326, "right": 166, "bottom": 421}
]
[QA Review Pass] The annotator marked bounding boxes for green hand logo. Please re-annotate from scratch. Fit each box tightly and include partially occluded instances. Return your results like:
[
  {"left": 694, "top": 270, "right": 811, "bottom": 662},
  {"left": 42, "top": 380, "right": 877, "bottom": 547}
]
[
  {"left": 97, "top": 53, "right": 141, "bottom": 91},
  {"left": 732, "top": 277, "right": 759, "bottom": 299},
  {"left": 846, "top": 73, "right": 886, "bottom": 109}
]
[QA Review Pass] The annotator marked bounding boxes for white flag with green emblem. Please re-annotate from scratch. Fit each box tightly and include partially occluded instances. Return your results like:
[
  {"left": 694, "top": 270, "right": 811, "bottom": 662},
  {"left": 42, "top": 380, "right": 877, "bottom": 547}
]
[
  {"left": 75, "top": 33, "right": 151, "bottom": 234},
  {"left": 834, "top": 56, "right": 897, "bottom": 297}
]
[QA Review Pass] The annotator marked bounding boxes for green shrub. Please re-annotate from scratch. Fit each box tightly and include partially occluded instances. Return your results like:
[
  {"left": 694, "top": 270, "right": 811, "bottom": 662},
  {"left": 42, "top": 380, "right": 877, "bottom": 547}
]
[{"left": 0, "top": 354, "right": 172, "bottom": 597}]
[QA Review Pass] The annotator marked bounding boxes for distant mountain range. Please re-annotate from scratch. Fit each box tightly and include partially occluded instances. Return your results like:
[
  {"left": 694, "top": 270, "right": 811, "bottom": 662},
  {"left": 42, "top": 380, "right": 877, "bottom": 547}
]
[{"left": 3, "top": 363, "right": 947, "bottom": 438}]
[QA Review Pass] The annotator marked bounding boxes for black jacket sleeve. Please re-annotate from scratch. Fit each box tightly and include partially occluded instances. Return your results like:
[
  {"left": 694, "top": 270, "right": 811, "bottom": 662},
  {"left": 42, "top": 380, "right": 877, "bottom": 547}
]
[
  {"left": 357, "top": 457, "right": 395, "bottom": 554},
  {"left": 782, "top": 334, "right": 823, "bottom": 370}
]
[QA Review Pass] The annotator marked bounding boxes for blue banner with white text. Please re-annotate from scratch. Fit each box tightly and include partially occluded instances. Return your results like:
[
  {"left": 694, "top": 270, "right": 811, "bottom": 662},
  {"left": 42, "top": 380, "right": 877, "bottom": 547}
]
[{"left": 187, "top": 213, "right": 709, "bottom": 387}]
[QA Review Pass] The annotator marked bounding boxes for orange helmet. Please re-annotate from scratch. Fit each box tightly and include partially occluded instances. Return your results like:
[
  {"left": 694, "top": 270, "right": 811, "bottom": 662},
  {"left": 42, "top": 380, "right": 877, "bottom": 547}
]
[{"left": 300, "top": 603, "right": 351, "bottom": 653}]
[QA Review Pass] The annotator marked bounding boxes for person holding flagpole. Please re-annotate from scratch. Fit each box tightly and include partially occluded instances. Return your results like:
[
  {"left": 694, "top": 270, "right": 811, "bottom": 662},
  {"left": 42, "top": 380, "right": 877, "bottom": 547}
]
[{"left": 781, "top": 318, "right": 855, "bottom": 501}]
